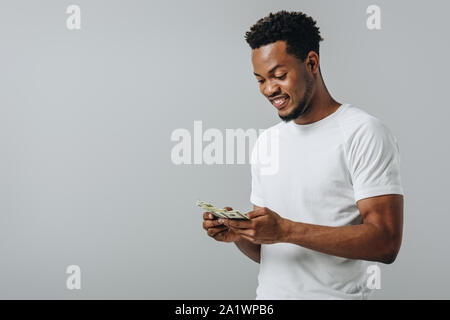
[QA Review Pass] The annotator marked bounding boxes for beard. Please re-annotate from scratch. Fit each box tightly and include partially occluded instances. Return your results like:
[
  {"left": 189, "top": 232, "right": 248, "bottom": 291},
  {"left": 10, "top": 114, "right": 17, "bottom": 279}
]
[{"left": 279, "top": 75, "right": 314, "bottom": 123}]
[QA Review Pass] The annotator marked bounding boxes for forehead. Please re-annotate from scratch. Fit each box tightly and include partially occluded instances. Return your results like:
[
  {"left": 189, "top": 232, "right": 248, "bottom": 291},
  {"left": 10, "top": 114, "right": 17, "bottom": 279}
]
[{"left": 251, "top": 40, "right": 298, "bottom": 72}]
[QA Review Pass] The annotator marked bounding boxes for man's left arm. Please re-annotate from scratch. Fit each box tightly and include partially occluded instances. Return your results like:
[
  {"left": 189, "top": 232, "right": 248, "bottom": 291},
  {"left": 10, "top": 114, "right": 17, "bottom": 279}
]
[{"left": 220, "top": 193, "right": 403, "bottom": 264}]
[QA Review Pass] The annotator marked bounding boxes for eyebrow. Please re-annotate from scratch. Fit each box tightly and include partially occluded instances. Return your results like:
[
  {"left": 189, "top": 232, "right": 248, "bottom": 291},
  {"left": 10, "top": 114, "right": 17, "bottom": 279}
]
[{"left": 253, "top": 64, "right": 285, "bottom": 77}]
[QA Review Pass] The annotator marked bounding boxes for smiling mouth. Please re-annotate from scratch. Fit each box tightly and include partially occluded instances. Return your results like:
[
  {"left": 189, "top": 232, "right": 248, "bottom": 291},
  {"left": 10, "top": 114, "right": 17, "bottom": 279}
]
[{"left": 271, "top": 96, "right": 290, "bottom": 110}]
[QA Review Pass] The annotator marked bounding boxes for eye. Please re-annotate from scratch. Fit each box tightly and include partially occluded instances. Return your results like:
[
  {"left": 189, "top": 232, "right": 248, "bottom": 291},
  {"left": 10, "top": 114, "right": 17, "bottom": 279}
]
[
  {"left": 257, "top": 79, "right": 265, "bottom": 84},
  {"left": 275, "top": 73, "right": 287, "bottom": 80}
]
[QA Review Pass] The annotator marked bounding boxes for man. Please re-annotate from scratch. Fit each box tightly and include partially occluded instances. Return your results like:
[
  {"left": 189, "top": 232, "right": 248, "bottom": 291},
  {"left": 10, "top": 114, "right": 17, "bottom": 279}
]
[{"left": 202, "top": 10, "right": 404, "bottom": 299}]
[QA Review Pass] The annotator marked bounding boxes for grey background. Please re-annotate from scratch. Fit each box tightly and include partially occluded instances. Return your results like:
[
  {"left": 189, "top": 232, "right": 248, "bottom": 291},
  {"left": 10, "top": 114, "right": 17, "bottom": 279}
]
[{"left": 0, "top": 0, "right": 448, "bottom": 299}]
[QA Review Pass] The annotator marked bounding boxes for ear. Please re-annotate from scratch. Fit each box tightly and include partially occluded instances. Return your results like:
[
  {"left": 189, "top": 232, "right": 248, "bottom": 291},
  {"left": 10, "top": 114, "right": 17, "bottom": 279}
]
[{"left": 305, "top": 51, "right": 320, "bottom": 75}]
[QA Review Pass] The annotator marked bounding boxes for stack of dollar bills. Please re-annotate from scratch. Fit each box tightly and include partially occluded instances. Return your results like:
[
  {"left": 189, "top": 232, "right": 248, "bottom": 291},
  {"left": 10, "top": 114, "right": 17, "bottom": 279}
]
[{"left": 196, "top": 200, "right": 250, "bottom": 220}]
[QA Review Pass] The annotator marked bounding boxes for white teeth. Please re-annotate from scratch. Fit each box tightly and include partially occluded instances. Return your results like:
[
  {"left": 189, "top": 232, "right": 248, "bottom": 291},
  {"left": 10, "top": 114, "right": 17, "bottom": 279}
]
[{"left": 274, "top": 97, "right": 287, "bottom": 105}]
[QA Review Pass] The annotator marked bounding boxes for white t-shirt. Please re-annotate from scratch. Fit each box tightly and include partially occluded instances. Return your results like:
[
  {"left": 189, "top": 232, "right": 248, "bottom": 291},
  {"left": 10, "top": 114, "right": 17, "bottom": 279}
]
[{"left": 250, "top": 103, "right": 404, "bottom": 299}]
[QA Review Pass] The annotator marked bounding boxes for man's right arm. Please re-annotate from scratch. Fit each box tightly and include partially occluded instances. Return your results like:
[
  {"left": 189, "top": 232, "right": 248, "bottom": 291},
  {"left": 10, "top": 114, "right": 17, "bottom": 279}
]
[{"left": 233, "top": 205, "right": 261, "bottom": 263}]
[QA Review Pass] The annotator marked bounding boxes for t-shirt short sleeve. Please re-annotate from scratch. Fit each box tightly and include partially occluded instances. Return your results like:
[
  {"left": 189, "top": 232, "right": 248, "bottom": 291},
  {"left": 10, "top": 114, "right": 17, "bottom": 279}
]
[{"left": 346, "top": 118, "right": 404, "bottom": 202}]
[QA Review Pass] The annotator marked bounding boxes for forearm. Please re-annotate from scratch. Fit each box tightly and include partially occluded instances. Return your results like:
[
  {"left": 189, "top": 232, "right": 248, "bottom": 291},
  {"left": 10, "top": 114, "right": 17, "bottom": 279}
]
[
  {"left": 281, "top": 219, "right": 398, "bottom": 264},
  {"left": 234, "top": 238, "right": 261, "bottom": 263}
]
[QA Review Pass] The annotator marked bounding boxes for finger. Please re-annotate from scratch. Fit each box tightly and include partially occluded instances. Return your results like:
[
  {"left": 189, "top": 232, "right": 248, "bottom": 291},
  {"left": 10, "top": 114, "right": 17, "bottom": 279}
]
[
  {"left": 203, "top": 211, "right": 216, "bottom": 220},
  {"left": 246, "top": 208, "right": 268, "bottom": 219},
  {"left": 203, "top": 220, "right": 224, "bottom": 230},
  {"left": 212, "top": 229, "right": 230, "bottom": 241},
  {"left": 219, "top": 218, "right": 252, "bottom": 229},
  {"left": 224, "top": 206, "right": 233, "bottom": 211},
  {"left": 239, "top": 234, "right": 255, "bottom": 243},
  {"left": 233, "top": 228, "right": 255, "bottom": 238},
  {"left": 207, "top": 226, "right": 228, "bottom": 237}
]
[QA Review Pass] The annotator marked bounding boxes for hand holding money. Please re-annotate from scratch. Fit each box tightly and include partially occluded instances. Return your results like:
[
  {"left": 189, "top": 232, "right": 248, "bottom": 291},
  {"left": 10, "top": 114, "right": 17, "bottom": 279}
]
[
  {"left": 198, "top": 200, "right": 251, "bottom": 242},
  {"left": 202, "top": 207, "right": 241, "bottom": 242}
]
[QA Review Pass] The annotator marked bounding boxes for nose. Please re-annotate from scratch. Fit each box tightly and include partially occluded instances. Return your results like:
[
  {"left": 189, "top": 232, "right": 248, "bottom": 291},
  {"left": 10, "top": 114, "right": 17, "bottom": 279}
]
[{"left": 262, "top": 79, "right": 281, "bottom": 98}]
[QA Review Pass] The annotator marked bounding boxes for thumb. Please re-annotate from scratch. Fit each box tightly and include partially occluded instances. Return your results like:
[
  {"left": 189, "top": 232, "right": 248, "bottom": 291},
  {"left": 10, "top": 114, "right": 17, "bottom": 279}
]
[
  {"left": 246, "top": 208, "right": 267, "bottom": 219},
  {"left": 224, "top": 206, "right": 233, "bottom": 211}
]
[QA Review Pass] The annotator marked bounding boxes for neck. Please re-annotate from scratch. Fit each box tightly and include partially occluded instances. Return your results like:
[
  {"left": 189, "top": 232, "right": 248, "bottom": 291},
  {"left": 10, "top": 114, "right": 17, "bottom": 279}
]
[{"left": 294, "top": 77, "right": 341, "bottom": 125}]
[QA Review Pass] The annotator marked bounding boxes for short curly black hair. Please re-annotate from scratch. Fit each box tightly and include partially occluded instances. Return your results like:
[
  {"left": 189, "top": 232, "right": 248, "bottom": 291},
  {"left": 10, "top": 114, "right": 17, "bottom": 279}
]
[{"left": 245, "top": 10, "right": 323, "bottom": 62}]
